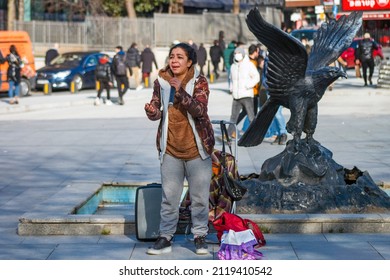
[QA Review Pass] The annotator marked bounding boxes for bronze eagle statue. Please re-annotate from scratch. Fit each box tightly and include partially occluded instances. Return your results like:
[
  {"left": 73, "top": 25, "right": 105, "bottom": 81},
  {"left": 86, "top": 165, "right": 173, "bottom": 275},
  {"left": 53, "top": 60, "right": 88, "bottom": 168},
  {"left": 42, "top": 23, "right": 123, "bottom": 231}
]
[{"left": 238, "top": 9, "right": 363, "bottom": 149}]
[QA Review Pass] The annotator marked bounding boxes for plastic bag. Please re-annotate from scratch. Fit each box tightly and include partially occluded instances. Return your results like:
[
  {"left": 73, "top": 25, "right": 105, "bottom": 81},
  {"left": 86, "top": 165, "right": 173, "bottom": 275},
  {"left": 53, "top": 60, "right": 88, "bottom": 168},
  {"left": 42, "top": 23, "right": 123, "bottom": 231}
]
[{"left": 217, "top": 229, "right": 263, "bottom": 260}]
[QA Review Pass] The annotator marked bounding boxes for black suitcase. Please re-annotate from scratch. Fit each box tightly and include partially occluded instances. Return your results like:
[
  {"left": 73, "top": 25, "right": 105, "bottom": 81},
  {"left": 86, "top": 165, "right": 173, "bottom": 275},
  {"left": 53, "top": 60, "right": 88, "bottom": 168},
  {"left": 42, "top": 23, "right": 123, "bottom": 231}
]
[{"left": 135, "top": 183, "right": 162, "bottom": 241}]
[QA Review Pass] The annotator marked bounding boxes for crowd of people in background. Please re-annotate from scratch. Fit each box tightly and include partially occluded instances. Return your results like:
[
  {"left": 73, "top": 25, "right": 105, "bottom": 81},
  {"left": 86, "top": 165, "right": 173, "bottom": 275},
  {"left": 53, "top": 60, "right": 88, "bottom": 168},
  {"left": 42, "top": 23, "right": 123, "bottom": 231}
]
[{"left": 21, "top": 26, "right": 379, "bottom": 144}]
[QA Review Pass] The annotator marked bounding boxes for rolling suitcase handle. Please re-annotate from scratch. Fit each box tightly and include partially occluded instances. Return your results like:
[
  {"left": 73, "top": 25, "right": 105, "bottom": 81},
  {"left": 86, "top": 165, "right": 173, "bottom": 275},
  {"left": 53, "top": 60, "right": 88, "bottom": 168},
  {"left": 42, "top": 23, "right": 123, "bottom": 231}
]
[{"left": 211, "top": 120, "right": 238, "bottom": 163}]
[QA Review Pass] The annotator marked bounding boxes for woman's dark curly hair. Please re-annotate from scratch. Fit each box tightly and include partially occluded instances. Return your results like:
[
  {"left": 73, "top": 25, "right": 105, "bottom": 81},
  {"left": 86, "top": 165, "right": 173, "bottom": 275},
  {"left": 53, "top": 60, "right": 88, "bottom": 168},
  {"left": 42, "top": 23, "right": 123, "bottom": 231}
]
[{"left": 169, "top": 43, "right": 197, "bottom": 66}]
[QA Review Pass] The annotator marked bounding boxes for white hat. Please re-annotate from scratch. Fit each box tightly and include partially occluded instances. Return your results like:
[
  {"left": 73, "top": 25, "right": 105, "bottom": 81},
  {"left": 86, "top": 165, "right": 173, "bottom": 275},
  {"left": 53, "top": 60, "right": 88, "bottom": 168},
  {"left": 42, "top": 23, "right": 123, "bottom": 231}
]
[{"left": 234, "top": 47, "right": 245, "bottom": 56}]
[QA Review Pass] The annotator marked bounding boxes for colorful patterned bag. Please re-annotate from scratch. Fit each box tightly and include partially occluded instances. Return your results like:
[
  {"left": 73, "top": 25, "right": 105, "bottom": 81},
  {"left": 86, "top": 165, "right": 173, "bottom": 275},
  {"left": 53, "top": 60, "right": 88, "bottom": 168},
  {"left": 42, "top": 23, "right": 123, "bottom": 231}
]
[{"left": 217, "top": 229, "right": 264, "bottom": 260}]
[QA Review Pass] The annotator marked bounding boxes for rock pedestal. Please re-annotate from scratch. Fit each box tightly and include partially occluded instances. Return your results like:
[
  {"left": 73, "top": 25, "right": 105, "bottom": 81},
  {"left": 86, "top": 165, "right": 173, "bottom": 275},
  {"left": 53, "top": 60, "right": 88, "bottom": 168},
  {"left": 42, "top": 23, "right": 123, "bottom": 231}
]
[{"left": 237, "top": 139, "right": 390, "bottom": 214}]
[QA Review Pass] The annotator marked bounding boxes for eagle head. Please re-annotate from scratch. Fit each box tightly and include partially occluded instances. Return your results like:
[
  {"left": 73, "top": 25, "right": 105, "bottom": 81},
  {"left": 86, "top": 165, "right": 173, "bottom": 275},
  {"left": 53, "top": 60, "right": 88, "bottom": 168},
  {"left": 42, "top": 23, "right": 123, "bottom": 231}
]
[{"left": 313, "top": 66, "right": 347, "bottom": 89}]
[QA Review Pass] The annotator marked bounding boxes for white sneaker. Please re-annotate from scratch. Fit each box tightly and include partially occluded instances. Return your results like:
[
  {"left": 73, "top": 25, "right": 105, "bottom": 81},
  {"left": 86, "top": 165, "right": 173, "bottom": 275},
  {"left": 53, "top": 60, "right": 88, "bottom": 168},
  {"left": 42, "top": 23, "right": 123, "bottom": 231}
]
[
  {"left": 106, "top": 99, "right": 113, "bottom": 106},
  {"left": 136, "top": 85, "right": 143, "bottom": 91},
  {"left": 94, "top": 97, "right": 100, "bottom": 106}
]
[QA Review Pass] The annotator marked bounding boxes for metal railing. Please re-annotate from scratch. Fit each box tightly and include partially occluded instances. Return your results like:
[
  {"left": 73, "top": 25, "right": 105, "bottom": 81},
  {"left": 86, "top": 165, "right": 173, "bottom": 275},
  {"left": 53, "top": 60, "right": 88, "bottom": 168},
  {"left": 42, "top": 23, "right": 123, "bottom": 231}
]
[{"left": 14, "top": 8, "right": 281, "bottom": 53}]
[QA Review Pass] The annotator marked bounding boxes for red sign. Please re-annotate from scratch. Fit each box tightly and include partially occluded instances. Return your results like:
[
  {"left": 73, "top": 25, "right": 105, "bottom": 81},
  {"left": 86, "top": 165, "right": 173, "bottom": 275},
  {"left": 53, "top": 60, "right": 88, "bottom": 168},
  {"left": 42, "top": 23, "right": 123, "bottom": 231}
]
[{"left": 342, "top": 0, "right": 390, "bottom": 11}]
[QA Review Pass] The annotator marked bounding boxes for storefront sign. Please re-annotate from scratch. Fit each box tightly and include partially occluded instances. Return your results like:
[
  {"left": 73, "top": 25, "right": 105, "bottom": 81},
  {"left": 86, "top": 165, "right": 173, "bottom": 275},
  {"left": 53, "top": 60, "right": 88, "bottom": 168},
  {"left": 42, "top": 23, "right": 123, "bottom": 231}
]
[{"left": 342, "top": 0, "right": 390, "bottom": 11}]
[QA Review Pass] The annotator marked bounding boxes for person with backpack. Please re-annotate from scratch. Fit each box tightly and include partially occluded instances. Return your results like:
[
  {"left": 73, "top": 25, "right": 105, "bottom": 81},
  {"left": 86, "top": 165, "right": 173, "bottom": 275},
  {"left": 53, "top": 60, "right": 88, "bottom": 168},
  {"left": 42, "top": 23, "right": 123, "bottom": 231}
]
[
  {"left": 94, "top": 54, "right": 113, "bottom": 106},
  {"left": 112, "top": 46, "right": 129, "bottom": 105}
]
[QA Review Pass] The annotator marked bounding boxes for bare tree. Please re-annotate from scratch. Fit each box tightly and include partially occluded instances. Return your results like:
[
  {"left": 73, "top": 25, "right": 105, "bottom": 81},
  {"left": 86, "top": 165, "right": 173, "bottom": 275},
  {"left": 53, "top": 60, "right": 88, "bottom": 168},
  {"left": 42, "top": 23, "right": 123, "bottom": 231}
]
[
  {"left": 18, "top": 0, "right": 24, "bottom": 21},
  {"left": 233, "top": 0, "right": 240, "bottom": 15},
  {"left": 7, "top": 0, "right": 16, "bottom": 30},
  {"left": 126, "top": 0, "right": 136, "bottom": 18}
]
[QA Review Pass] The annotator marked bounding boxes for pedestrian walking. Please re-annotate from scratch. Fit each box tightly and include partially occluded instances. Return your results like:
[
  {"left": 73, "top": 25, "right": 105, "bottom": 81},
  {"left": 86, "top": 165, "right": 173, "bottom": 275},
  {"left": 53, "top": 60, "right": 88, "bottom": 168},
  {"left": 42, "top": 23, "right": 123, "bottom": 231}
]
[
  {"left": 94, "top": 54, "right": 113, "bottom": 106},
  {"left": 209, "top": 40, "right": 223, "bottom": 79},
  {"left": 144, "top": 43, "right": 214, "bottom": 256},
  {"left": 355, "top": 33, "right": 379, "bottom": 86},
  {"left": 140, "top": 45, "right": 158, "bottom": 88},
  {"left": 0, "top": 45, "right": 22, "bottom": 105},
  {"left": 112, "top": 46, "right": 129, "bottom": 105},
  {"left": 218, "top": 30, "right": 226, "bottom": 71},
  {"left": 197, "top": 43, "right": 207, "bottom": 76},
  {"left": 237, "top": 44, "right": 261, "bottom": 132},
  {"left": 227, "top": 47, "right": 260, "bottom": 138},
  {"left": 223, "top": 41, "right": 236, "bottom": 89},
  {"left": 126, "top": 42, "right": 143, "bottom": 90}
]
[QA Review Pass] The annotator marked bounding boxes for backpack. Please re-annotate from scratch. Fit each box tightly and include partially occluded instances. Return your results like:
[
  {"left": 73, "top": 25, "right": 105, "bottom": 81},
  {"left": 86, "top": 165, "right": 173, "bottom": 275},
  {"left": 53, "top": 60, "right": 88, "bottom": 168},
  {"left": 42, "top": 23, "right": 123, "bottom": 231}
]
[
  {"left": 114, "top": 54, "right": 127, "bottom": 76},
  {"left": 212, "top": 212, "right": 266, "bottom": 247}
]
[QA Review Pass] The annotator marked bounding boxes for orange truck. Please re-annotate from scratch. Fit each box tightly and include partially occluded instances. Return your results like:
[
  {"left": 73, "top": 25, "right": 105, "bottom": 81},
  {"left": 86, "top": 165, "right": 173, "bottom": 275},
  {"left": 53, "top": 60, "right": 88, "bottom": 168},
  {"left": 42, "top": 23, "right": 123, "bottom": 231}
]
[{"left": 0, "top": 31, "right": 36, "bottom": 96}]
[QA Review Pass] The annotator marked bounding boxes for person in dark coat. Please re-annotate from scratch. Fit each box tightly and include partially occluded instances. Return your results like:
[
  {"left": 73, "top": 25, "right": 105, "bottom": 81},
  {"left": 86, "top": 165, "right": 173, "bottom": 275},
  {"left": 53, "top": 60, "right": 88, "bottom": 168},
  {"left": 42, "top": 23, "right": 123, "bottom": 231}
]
[
  {"left": 218, "top": 31, "right": 226, "bottom": 71},
  {"left": 1, "top": 45, "right": 22, "bottom": 104},
  {"left": 45, "top": 43, "right": 59, "bottom": 66},
  {"left": 355, "top": 33, "right": 378, "bottom": 86},
  {"left": 94, "top": 54, "right": 113, "bottom": 106},
  {"left": 209, "top": 40, "right": 223, "bottom": 79},
  {"left": 112, "top": 46, "right": 129, "bottom": 105},
  {"left": 126, "top": 42, "right": 142, "bottom": 90},
  {"left": 140, "top": 45, "right": 158, "bottom": 88},
  {"left": 197, "top": 43, "right": 207, "bottom": 76}
]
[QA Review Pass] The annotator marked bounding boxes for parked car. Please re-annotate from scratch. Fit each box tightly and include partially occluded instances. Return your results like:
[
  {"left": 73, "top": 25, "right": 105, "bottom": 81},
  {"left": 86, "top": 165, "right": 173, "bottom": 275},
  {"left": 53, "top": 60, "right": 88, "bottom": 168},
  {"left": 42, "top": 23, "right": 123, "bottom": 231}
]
[
  {"left": 340, "top": 38, "right": 384, "bottom": 68},
  {"left": 290, "top": 28, "right": 317, "bottom": 45},
  {"left": 35, "top": 51, "right": 106, "bottom": 91}
]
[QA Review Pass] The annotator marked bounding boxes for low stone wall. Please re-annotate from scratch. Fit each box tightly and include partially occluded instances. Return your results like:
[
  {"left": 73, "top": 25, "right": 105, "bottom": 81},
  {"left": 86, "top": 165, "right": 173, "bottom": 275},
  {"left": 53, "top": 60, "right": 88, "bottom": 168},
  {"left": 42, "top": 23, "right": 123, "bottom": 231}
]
[{"left": 378, "top": 60, "right": 390, "bottom": 88}]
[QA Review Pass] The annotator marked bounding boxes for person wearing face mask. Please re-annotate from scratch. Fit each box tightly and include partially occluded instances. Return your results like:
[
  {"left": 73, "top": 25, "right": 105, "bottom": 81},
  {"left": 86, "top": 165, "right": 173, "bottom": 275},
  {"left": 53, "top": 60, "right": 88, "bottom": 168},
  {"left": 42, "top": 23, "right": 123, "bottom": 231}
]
[
  {"left": 144, "top": 43, "right": 215, "bottom": 255},
  {"left": 227, "top": 47, "right": 260, "bottom": 138}
]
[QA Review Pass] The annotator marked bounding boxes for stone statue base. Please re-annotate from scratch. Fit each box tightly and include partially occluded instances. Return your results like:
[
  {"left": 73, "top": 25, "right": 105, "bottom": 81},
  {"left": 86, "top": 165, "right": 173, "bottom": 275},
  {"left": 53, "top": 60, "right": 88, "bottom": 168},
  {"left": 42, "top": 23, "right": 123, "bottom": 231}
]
[{"left": 237, "top": 139, "right": 390, "bottom": 214}]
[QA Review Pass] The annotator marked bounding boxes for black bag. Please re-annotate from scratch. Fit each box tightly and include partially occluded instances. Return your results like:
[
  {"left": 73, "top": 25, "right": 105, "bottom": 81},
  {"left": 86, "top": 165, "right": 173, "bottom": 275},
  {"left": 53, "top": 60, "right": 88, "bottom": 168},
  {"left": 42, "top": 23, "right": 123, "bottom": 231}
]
[
  {"left": 114, "top": 54, "right": 127, "bottom": 76},
  {"left": 219, "top": 122, "right": 247, "bottom": 201},
  {"left": 222, "top": 169, "right": 247, "bottom": 201}
]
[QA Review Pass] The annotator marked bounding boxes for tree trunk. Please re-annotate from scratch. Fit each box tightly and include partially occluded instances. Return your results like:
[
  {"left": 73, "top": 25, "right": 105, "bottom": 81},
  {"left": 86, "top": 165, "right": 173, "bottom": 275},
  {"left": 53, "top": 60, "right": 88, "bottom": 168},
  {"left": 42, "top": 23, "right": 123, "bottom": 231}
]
[
  {"left": 7, "top": 0, "right": 16, "bottom": 30},
  {"left": 233, "top": 0, "right": 240, "bottom": 15},
  {"left": 125, "top": 0, "right": 136, "bottom": 18},
  {"left": 18, "top": 0, "right": 24, "bottom": 21}
]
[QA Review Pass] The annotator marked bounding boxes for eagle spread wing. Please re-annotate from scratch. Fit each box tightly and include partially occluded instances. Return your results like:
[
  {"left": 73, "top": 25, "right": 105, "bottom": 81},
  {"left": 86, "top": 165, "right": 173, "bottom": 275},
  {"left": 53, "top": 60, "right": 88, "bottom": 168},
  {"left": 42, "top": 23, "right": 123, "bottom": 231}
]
[
  {"left": 245, "top": 8, "right": 308, "bottom": 95},
  {"left": 307, "top": 11, "right": 363, "bottom": 71}
]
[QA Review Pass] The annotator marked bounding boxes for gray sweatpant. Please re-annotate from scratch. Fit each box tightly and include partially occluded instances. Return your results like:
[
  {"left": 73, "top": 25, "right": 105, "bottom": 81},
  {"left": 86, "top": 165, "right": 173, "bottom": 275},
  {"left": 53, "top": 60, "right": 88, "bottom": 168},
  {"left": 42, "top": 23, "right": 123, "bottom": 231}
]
[{"left": 159, "top": 154, "right": 211, "bottom": 240}]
